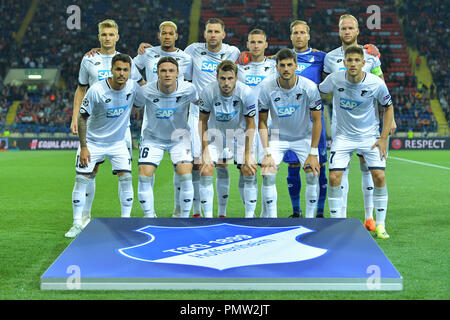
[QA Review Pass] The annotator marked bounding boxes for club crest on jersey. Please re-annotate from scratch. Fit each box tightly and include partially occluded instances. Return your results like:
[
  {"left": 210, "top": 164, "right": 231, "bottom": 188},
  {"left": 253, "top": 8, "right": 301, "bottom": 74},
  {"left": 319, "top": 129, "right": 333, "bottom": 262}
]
[
  {"left": 156, "top": 107, "right": 178, "bottom": 119},
  {"left": 216, "top": 110, "right": 237, "bottom": 122},
  {"left": 201, "top": 61, "right": 219, "bottom": 73},
  {"left": 245, "top": 75, "right": 265, "bottom": 86},
  {"left": 117, "top": 223, "right": 328, "bottom": 270},
  {"left": 107, "top": 105, "right": 128, "bottom": 118},
  {"left": 98, "top": 69, "right": 112, "bottom": 81},
  {"left": 339, "top": 97, "right": 363, "bottom": 110},
  {"left": 277, "top": 105, "right": 300, "bottom": 117}
]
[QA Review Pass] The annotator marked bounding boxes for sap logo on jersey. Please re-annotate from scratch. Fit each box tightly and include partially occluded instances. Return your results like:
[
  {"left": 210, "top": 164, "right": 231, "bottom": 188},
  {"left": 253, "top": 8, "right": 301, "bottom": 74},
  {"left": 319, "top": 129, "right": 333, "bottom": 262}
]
[
  {"left": 201, "top": 61, "right": 219, "bottom": 73},
  {"left": 107, "top": 105, "right": 127, "bottom": 118},
  {"left": 98, "top": 70, "right": 113, "bottom": 81},
  {"left": 339, "top": 98, "right": 363, "bottom": 110},
  {"left": 118, "top": 223, "right": 327, "bottom": 270},
  {"left": 216, "top": 110, "right": 237, "bottom": 122},
  {"left": 245, "top": 75, "right": 265, "bottom": 86},
  {"left": 156, "top": 107, "right": 178, "bottom": 119},
  {"left": 277, "top": 105, "right": 300, "bottom": 117}
]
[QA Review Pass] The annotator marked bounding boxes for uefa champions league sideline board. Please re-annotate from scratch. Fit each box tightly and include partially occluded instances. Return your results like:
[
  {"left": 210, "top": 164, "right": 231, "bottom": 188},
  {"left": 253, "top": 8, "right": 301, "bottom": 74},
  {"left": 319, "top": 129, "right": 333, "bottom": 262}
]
[{"left": 41, "top": 218, "right": 402, "bottom": 290}]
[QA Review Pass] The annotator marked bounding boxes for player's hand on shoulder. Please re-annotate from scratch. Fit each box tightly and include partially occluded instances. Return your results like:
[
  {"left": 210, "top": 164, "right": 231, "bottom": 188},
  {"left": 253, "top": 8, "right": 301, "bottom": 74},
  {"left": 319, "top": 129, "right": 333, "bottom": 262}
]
[
  {"left": 236, "top": 51, "right": 252, "bottom": 65},
  {"left": 138, "top": 42, "right": 152, "bottom": 55},
  {"left": 364, "top": 44, "right": 381, "bottom": 58},
  {"left": 310, "top": 48, "right": 324, "bottom": 53},
  {"left": 85, "top": 48, "right": 100, "bottom": 57}
]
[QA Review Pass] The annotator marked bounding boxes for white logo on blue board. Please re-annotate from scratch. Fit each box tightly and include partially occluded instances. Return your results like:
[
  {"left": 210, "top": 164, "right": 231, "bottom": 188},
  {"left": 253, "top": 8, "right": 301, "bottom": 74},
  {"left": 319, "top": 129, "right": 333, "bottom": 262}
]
[
  {"left": 98, "top": 69, "right": 112, "bottom": 80},
  {"left": 117, "top": 223, "right": 327, "bottom": 270},
  {"left": 201, "top": 61, "right": 219, "bottom": 73},
  {"left": 339, "top": 98, "right": 363, "bottom": 111}
]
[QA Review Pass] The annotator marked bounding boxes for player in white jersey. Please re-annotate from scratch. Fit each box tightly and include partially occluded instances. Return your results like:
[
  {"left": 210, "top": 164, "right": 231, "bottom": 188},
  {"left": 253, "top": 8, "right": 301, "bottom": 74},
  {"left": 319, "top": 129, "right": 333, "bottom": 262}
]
[
  {"left": 133, "top": 21, "right": 193, "bottom": 84},
  {"left": 134, "top": 21, "right": 194, "bottom": 218},
  {"left": 323, "top": 14, "right": 395, "bottom": 230},
  {"left": 258, "top": 49, "right": 323, "bottom": 218},
  {"left": 319, "top": 46, "right": 394, "bottom": 239},
  {"left": 237, "top": 29, "right": 277, "bottom": 216},
  {"left": 198, "top": 60, "right": 258, "bottom": 218},
  {"left": 135, "top": 57, "right": 199, "bottom": 218},
  {"left": 65, "top": 54, "right": 143, "bottom": 238},
  {"left": 71, "top": 19, "right": 144, "bottom": 229},
  {"left": 184, "top": 18, "right": 241, "bottom": 218}
]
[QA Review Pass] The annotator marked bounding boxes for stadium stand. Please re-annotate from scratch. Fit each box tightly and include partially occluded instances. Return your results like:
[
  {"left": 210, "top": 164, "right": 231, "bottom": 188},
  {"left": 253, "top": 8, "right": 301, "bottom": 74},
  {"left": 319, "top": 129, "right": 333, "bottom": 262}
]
[{"left": 0, "top": 0, "right": 448, "bottom": 137}]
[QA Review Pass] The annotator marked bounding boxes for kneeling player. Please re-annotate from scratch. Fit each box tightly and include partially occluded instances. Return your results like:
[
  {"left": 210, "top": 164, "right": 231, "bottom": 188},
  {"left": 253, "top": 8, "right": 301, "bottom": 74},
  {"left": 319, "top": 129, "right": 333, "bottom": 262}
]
[
  {"left": 198, "top": 60, "right": 258, "bottom": 218},
  {"left": 66, "top": 54, "right": 141, "bottom": 238},
  {"left": 136, "top": 57, "right": 199, "bottom": 218},
  {"left": 319, "top": 46, "right": 394, "bottom": 238}
]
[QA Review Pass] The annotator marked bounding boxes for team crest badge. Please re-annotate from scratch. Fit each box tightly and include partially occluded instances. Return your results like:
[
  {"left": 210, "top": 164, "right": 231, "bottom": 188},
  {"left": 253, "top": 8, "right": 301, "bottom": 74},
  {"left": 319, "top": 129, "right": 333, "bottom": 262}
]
[{"left": 118, "top": 223, "right": 327, "bottom": 270}]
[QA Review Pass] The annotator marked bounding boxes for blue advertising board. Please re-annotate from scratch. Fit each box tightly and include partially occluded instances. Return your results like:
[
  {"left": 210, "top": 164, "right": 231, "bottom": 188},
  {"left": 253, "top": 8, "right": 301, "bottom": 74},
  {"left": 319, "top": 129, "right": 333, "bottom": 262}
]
[{"left": 41, "top": 218, "right": 402, "bottom": 290}]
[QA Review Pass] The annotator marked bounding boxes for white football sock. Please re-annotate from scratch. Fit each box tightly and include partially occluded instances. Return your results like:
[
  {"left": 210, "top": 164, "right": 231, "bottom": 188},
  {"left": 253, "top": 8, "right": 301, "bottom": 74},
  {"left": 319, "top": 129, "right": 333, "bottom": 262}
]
[
  {"left": 118, "top": 173, "right": 134, "bottom": 218},
  {"left": 216, "top": 167, "right": 229, "bottom": 217},
  {"left": 304, "top": 172, "right": 319, "bottom": 218},
  {"left": 192, "top": 169, "right": 201, "bottom": 215},
  {"left": 262, "top": 174, "right": 277, "bottom": 218},
  {"left": 243, "top": 175, "right": 257, "bottom": 218},
  {"left": 173, "top": 171, "right": 180, "bottom": 213},
  {"left": 373, "top": 185, "right": 388, "bottom": 226},
  {"left": 361, "top": 162, "right": 374, "bottom": 220},
  {"left": 179, "top": 173, "right": 194, "bottom": 218},
  {"left": 341, "top": 167, "right": 349, "bottom": 217},
  {"left": 200, "top": 175, "right": 214, "bottom": 218},
  {"left": 138, "top": 175, "right": 155, "bottom": 217},
  {"left": 328, "top": 185, "right": 343, "bottom": 218},
  {"left": 72, "top": 175, "right": 89, "bottom": 225},
  {"left": 82, "top": 174, "right": 95, "bottom": 219}
]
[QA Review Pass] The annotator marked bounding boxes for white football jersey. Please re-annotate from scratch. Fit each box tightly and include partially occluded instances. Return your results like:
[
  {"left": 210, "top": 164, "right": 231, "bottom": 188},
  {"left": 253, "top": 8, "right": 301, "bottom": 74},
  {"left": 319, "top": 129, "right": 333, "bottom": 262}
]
[
  {"left": 237, "top": 57, "right": 277, "bottom": 94},
  {"left": 258, "top": 76, "right": 323, "bottom": 142},
  {"left": 319, "top": 71, "right": 393, "bottom": 139},
  {"left": 184, "top": 42, "right": 240, "bottom": 116},
  {"left": 80, "top": 79, "right": 142, "bottom": 144},
  {"left": 136, "top": 80, "right": 199, "bottom": 143},
  {"left": 324, "top": 45, "right": 381, "bottom": 74},
  {"left": 199, "top": 81, "right": 257, "bottom": 137},
  {"left": 133, "top": 46, "right": 193, "bottom": 83},
  {"left": 78, "top": 51, "right": 142, "bottom": 86}
]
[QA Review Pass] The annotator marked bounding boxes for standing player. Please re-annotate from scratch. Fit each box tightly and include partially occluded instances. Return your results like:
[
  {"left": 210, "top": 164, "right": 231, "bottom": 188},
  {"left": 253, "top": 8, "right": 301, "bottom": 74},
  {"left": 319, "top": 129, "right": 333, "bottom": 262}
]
[
  {"left": 237, "top": 28, "right": 277, "bottom": 216},
  {"left": 319, "top": 46, "right": 394, "bottom": 239},
  {"left": 258, "top": 49, "right": 323, "bottom": 218},
  {"left": 282, "top": 20, "right": 328, "bottom": 218},
  {"left": 185, "top": 18, "right": 241, "bottom": 218},
  {"left": 66, "top": 54, "right": 142, "bottom": 238},
  {"left": 198, "top": 60, "right": 258, "bottom": 218},
  {"left": 134, "top": 21, "right": 193, "bottom": 218},
  {"left": 133, "top": 21, "right": 192, "bottom": 83},
  {"left": 324, "top": 14, "right": 394, "bottom": 229},
  {"left": 71, "top": 19, "right": 144, "bottom": 228},
  {"left": 135, "top": 57, "right": 199, "bottom": 218}
]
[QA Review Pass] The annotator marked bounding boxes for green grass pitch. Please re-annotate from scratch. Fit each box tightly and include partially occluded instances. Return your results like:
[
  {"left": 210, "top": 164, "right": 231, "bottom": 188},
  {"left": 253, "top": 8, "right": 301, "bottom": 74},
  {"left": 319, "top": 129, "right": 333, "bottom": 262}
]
[{"left": 0, "top": 149, "right": 449, "bottom": 299}]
